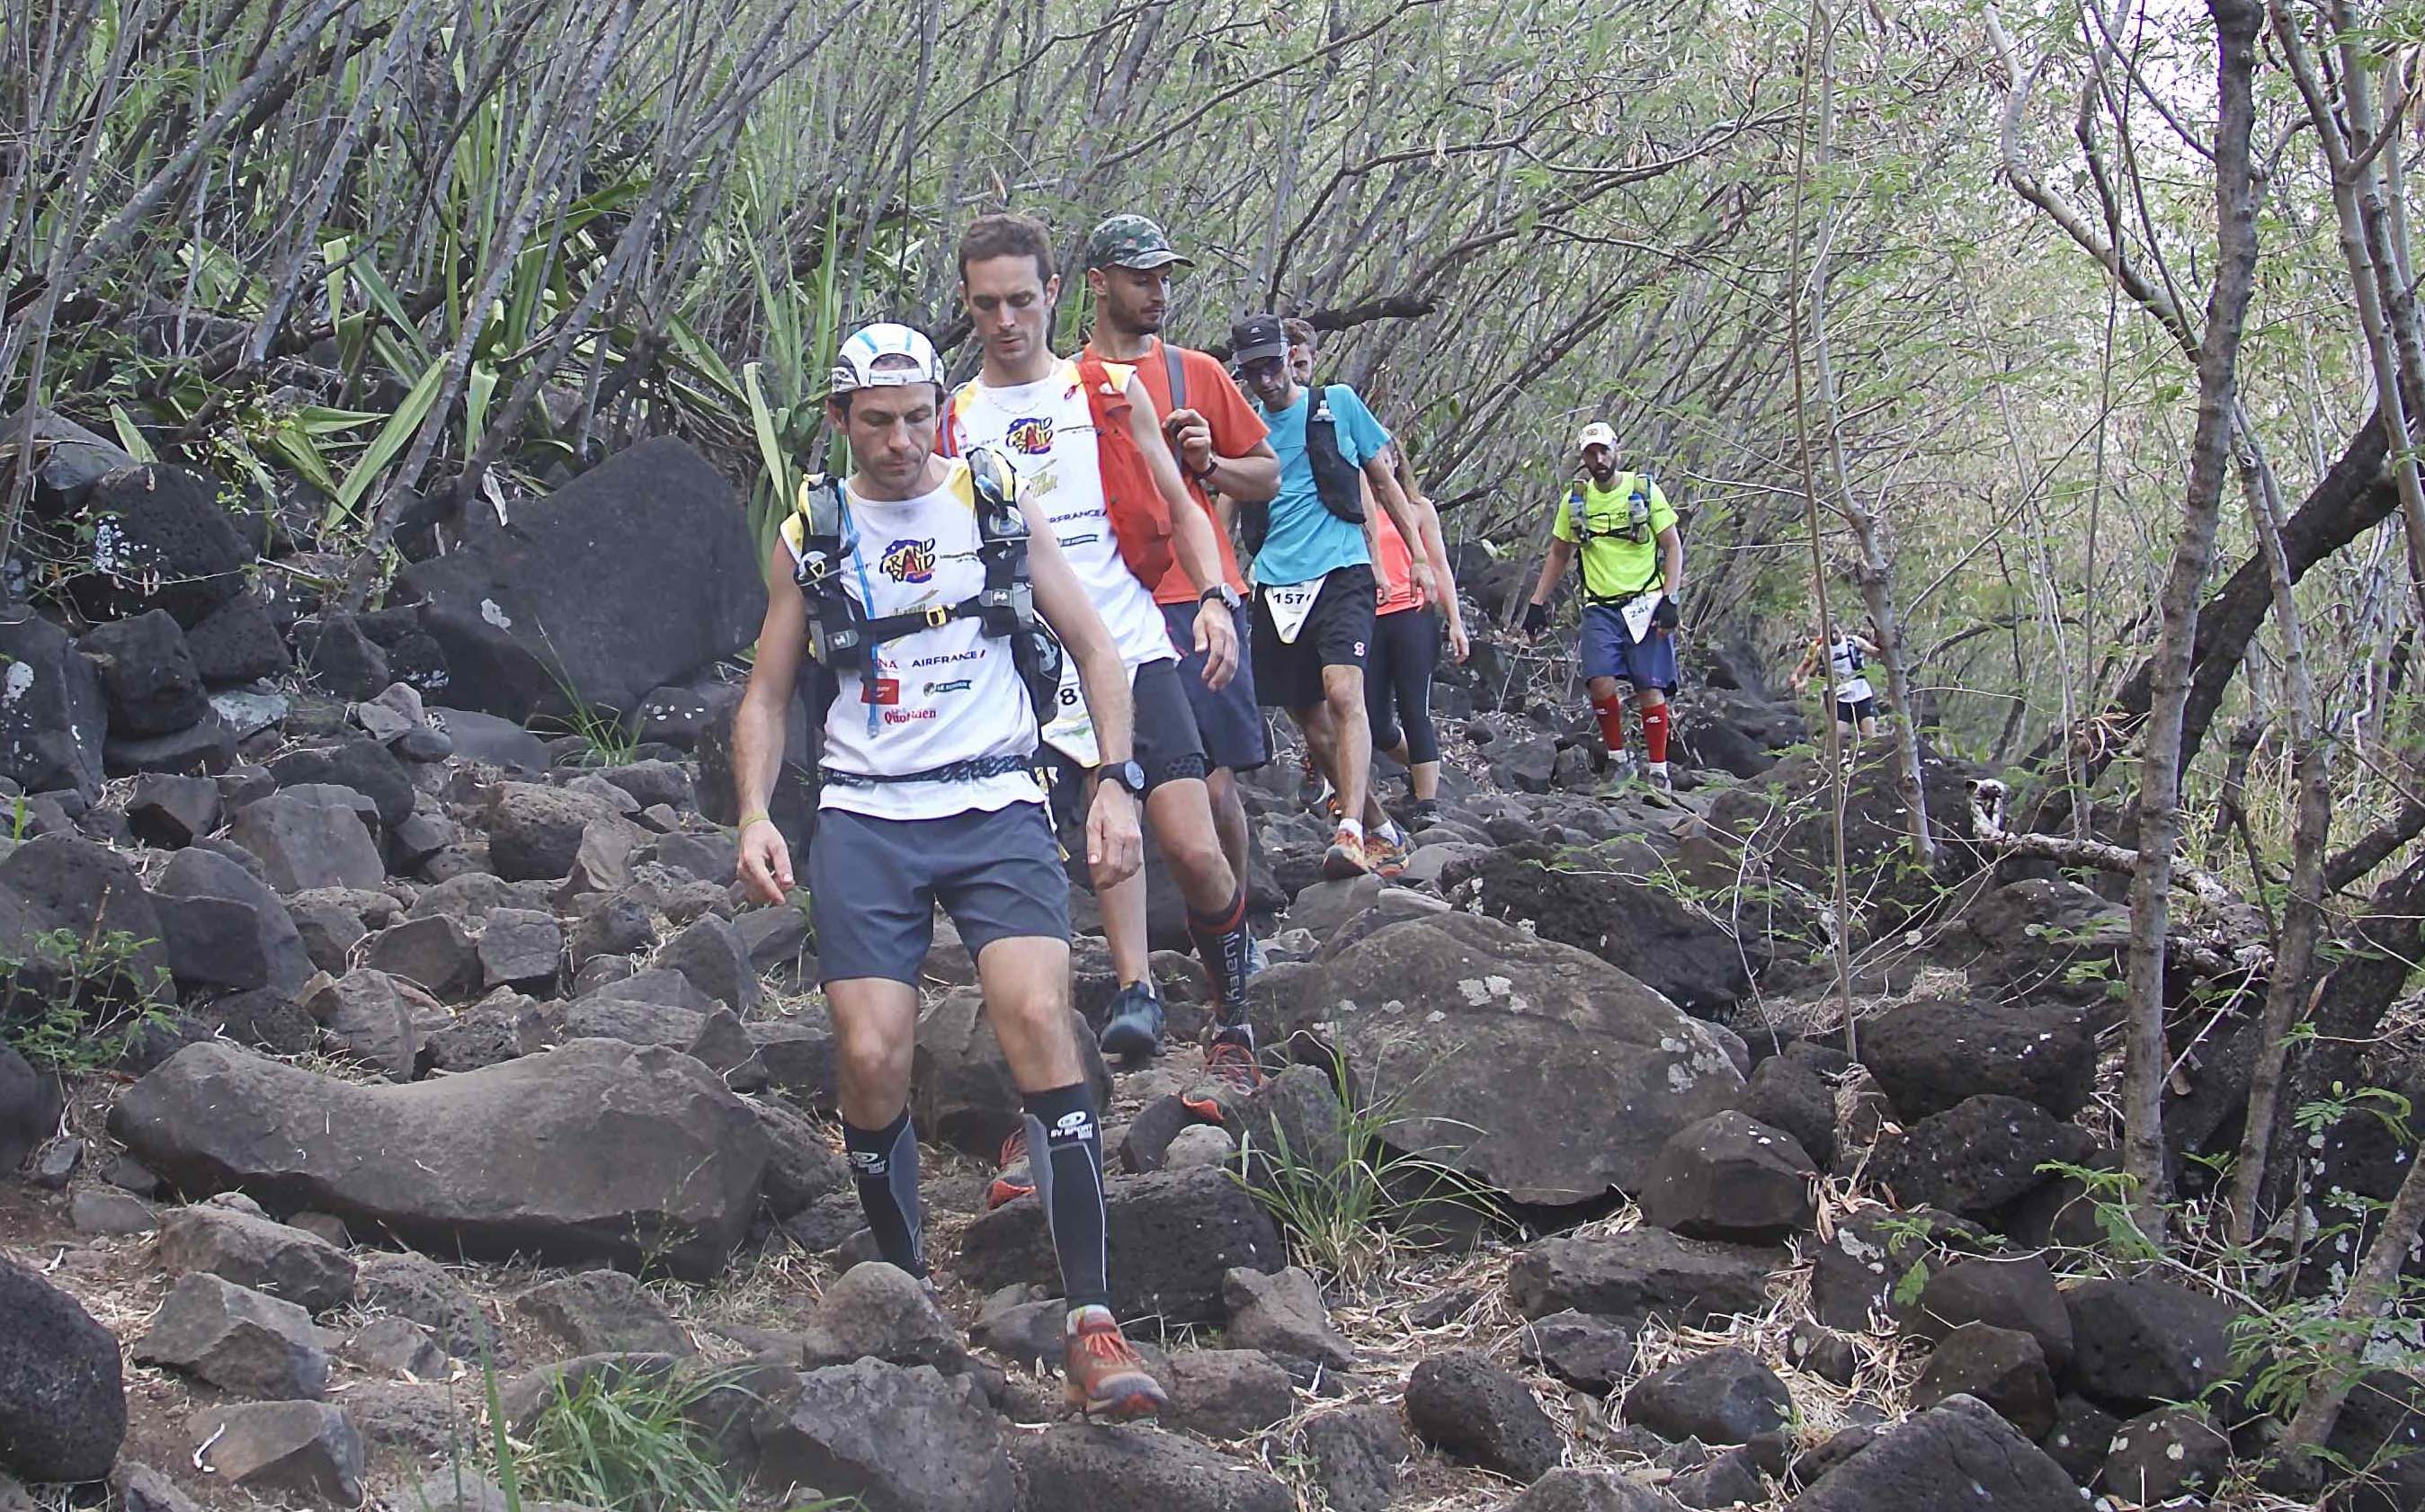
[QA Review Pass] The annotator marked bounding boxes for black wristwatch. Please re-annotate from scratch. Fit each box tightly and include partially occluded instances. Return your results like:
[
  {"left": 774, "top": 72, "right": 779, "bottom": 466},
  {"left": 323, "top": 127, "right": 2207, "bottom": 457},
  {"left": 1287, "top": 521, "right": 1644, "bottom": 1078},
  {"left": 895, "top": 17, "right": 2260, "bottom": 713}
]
[
  {"left": 1096, "top": 760, "right": 1147, "bottom": 797},
  {"left": 1200, "top": 583, "right": 1243, "bottom": 611}
]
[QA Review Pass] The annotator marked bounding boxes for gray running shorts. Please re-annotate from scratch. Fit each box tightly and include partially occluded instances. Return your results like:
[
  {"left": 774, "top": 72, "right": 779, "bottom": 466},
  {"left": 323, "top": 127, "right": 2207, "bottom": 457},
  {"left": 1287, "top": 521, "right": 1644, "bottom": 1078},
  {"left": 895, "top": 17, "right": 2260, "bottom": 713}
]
[{"left": 808, "top": 801, "right": 1069, "bottom": 986}]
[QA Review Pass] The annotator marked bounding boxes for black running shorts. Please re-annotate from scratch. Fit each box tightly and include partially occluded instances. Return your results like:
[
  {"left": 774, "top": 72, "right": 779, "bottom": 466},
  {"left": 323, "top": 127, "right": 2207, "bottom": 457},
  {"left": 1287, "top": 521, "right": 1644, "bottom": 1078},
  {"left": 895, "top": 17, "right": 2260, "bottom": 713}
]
[{"left": 1251, "top": 564, "right": 1377, "bottom": 711}]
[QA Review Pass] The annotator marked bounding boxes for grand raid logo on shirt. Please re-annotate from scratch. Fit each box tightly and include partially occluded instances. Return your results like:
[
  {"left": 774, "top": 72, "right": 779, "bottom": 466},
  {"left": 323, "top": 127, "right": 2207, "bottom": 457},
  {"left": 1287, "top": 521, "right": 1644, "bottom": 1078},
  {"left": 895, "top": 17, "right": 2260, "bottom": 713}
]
[
  {"left": 1004, "top": 416, "right": 1055, "bottom": 454},
  {"left": 879, "top": 538, "right": 936, "bottom": 583}
]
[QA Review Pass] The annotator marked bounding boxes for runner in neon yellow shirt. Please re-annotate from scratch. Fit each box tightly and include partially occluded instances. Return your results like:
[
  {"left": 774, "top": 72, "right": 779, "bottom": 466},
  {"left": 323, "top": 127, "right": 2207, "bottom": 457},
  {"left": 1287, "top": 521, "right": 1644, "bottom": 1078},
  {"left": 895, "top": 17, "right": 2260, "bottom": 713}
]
[{"left": 1521, "top": 422, "right": 1685, "bottom": 789}]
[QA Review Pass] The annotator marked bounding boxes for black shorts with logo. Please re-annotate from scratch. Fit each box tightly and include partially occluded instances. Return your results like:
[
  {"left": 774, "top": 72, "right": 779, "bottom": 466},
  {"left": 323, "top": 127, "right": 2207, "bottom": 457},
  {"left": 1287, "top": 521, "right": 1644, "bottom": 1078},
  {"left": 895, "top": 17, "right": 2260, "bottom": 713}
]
[
  {"left": 1128, "top": 656, "right": 1210, "bottom": 788},
  {"left": 1161, "top": 600, "right": 1268, "bottom": 772},
  {"left": 1252, "top": 564, "right": 1377, "bottom": 711},
  {"left": 1041, "top": 658, "right": 1210, "bottom": 856}
]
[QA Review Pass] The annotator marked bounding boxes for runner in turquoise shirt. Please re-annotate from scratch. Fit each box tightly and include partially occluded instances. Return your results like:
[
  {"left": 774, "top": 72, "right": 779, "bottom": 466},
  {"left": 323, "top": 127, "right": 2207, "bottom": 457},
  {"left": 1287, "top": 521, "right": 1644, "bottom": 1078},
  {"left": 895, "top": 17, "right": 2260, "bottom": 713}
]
[{"left": 1250, "top": 378, "right": 1392, "bottom": 586}]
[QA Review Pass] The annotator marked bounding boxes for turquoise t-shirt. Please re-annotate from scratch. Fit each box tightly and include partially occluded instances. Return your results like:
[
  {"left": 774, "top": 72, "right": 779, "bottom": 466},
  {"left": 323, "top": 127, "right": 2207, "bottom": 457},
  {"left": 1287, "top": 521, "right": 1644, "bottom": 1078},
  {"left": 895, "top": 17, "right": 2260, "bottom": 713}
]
[{"left": 1252, "top": 383, "right": 1392, "bottom": 586}]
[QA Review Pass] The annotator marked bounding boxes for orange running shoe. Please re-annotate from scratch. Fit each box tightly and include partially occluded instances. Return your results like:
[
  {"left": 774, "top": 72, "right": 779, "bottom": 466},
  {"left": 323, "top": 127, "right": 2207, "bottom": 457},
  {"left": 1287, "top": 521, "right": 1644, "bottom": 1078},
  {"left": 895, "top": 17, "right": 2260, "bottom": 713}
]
[
  {"left": 1065, "top": 1308, "right": 1168, "bottom": 1419},
  {"left": 1322, "top": 825, "right": 1372, "bottom": 880},
  {"left": 985, "top": 1127, "right": 1034, "bottom": 1211},
  {"left": 1363, "top": 827, "right": 1407, "bottom": 879},
  {"left": 1181, "top": 1035, "right": 1268, "bottom": 1123}
]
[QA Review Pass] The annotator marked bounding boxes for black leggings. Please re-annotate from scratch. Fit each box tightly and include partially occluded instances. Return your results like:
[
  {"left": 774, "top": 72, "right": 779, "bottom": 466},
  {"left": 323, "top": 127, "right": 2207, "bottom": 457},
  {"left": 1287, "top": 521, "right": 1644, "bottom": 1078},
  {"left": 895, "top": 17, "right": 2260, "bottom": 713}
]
[{"left": 1366, "top": 608, "right": 1442, "bottom": 764}]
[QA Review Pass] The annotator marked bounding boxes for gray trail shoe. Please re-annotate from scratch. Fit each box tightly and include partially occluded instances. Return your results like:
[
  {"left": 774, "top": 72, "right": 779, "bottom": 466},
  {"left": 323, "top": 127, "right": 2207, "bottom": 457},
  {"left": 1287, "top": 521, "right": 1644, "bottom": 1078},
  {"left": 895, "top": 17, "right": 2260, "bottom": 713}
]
[{"left": 1097, "top": 981, "right": 1166, "bottom": 1061}]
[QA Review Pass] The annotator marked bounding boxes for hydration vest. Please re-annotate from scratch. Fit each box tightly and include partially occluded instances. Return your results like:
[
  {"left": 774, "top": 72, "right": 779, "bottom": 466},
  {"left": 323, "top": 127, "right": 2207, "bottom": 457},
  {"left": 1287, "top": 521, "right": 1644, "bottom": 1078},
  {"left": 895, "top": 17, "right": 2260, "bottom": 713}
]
[
  {"left": 940, "top": 359, "right": 1175, "bottom": 589},
  {"left": 791, "top": 449, "right": 1065, "bottom": 756},
  {"left": 1241, "top": 383, "right": 1366, "bottom": 555},
  {"left": 1562, "top": 472, "right": 1663, "bottom": 603}
]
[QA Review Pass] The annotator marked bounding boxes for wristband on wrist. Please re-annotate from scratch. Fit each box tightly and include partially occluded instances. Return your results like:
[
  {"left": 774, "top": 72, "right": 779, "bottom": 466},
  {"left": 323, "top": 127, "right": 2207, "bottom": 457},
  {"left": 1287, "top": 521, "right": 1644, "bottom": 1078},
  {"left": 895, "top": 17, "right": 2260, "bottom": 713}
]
[{"left": 737, "top": 810, "right": 771, "bottom": 831}]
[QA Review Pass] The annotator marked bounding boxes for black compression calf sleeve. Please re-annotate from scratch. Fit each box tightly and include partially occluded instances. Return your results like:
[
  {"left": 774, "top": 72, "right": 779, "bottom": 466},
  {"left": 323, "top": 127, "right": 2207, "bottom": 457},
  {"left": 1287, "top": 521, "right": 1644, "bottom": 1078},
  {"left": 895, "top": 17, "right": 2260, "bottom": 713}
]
[
  {"left": 843, "top": 1108, "right": 926, "bottom": 1278},
  {"left": 1021, "top": 1084, "right": 1110, "bottom": 1313},
  {"left": 1186, "top": 887, "right": 1253, "bottom": 1021}
]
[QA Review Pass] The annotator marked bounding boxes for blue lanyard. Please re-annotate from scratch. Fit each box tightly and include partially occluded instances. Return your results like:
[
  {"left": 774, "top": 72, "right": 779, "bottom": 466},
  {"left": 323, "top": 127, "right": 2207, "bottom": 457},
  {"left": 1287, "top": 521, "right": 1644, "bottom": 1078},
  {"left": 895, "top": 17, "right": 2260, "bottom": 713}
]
[{"left": 839, "top": 495, "right": 884, "bottom": 737}]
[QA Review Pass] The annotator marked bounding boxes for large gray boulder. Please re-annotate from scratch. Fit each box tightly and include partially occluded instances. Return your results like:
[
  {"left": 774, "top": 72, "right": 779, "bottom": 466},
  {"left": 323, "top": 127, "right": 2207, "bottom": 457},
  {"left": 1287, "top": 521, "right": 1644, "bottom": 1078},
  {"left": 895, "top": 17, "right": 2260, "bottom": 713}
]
[
  {"left": 186, "top": 1401, "right": 361, "bottom": 1506},
  {"left": 0, "top": 833, "right": 175, "bottom": 1004},
  {"left": 0, "top": 1044, "right": 60, "bottom": 1174},
  {"left": 110, "top": 1039, "right": 768, "bottom": 1279},
  {"left": 153, "top": 847, "right": 315, "bottom": 998},
  {"left": 752, "top": 1359, "right": 1012, "bottom": 1512},
  {"left": 1011, "top": 1424, "right": 1295, "bottom": 1512},
  {"left": 156, "top": 1204, "right": 357, "bottom": 1313},
  {"left": 0, "top": 611, "right": 106, "bottom": 801},
  {"left": 226, "top": 787, "right": 387, "bottom": 893},
  {"left": 79, "top": 610, "right": 207, "bottom": 737},
  {"left": 0, "top": 1257, "right": 126, "bottom": 1483},
  {"left": 1405, "top": 1349, "right": 1563, "bottom": 1482},
  {"left": 1458, "top": 843, "right": 1757, "bottom": 1017},
  {"left": 1785, "top": 1393, "right": 2078, "bottom": 1511},
  {"left": 1296, "top": 913, "right": 1744, "bottom": 1205},
  {"left": 1860, "top": 998, "right": 2095, "bottom": 1119},
  {"left": 134, "top": 1274, "right": 329, "bottom": 1400},
  {"left": 396, "top": 439, "right": 764, "bottom": 722},
  {"left": 1508, "top": 1227, "right": 1780, "bottom": 1327},
  {"left": 1638, "top": 1111, "right": 1819, "bottom": 1243},
  {"left": 64, "top": 464, "right": 253, "bottom": 627}
]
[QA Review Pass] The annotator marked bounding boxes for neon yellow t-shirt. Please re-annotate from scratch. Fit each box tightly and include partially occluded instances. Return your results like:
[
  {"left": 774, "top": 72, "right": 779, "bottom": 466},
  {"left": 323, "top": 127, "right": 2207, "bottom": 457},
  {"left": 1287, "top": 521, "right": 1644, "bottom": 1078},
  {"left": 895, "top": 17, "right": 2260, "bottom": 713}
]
[{"left": 1551, "top": 472, "right": 1675, "bottom": 600}]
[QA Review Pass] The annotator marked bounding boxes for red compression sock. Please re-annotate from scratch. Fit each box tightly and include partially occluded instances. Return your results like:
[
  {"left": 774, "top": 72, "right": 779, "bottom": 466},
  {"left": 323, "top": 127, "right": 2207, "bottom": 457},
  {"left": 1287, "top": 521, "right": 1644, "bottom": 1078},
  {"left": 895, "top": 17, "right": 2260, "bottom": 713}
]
[
  {"left": 1641, "top": 702, "right": 1671, "bottom": 765},
  {"left": 1591, "top": 692, "right": 1627, "bottom": 754}
]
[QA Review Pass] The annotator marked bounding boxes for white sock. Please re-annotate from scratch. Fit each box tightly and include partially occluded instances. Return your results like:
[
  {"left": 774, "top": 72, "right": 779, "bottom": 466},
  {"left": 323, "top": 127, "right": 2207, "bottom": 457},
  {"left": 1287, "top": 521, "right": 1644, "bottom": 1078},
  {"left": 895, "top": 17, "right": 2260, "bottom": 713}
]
[
  {"left": 1066, "top": 1303, "right": 1114, "bottom": 1335},
  {"left": 1380, "top": 821, "right": 1408, "bottom": 847},
  {"left": 1650, "top": 760, "right": 1670, "bottom": 775},
  {"left": 1339, "top": 817, "right": 1365, "bottom": 841}
]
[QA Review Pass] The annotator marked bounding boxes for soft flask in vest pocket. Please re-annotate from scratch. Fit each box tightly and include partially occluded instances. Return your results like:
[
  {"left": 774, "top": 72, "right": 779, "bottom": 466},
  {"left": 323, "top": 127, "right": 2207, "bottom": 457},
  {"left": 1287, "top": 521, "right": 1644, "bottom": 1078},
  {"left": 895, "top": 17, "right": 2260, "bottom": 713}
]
[
  {"left": 965, "top": 449, "right": 1065, "bottom": 728},
  {"left": 790, "top": 476, "right": 863, "bottom": 669}
]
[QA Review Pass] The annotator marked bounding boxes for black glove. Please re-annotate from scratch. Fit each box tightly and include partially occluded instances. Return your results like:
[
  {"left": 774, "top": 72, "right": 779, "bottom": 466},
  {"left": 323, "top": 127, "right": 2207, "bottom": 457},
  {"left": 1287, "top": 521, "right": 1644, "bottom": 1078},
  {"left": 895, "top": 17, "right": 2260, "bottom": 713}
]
[
  {"left": 1650, "top": 594, "right": 1681, "bottom": 633},
  {"left": 1521, "top": 600, "right": 1549, "bottom": 636}
]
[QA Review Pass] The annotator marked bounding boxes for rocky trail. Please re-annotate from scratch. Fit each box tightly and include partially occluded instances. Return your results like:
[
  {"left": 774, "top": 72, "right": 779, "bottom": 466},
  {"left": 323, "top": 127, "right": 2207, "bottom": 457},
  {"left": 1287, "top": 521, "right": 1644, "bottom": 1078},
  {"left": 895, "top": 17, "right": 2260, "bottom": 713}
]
[{"left": 0, "top": 436, "right": 2409, "bottom": 1512}]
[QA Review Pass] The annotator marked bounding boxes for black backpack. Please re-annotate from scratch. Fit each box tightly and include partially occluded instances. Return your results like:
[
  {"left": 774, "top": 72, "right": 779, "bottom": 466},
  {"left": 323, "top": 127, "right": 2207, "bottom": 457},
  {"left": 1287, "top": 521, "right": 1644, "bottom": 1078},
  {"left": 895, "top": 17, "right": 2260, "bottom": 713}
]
[
  {"left": 1240, "top": 382, "right": 1366, "bottom": 554},
  {"left": 790, "top": 449, "right": 1064, "bottom": 745}
]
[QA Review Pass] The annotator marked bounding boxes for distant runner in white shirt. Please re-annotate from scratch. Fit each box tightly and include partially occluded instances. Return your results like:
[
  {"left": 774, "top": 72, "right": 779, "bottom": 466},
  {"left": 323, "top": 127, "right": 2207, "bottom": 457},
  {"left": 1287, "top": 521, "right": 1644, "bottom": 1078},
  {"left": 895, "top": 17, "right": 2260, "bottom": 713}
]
[{"left": 1791, "top": 622, "right": 1883, "bottom": 743}]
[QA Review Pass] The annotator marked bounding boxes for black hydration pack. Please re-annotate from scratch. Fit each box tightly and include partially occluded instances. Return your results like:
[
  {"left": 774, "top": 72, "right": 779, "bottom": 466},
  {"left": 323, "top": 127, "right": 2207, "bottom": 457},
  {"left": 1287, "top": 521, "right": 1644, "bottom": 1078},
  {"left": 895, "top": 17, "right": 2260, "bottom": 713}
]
[
  {"left": 791, "top": 448, "right": 1064, "bottom": 755},
  {"left": 1240, "top": 383, "right": 1367, "bottom": 556}
]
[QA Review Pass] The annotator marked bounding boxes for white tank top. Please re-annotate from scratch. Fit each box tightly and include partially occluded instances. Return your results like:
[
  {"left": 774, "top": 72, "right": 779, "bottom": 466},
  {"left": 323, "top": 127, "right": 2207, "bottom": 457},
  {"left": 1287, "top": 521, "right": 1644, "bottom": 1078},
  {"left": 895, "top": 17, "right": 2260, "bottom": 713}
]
[
  {"left": 780, "top": 461, "right": 1042, "bottom": 821},
  {"left": 1827, "top": 637, "right": 1874, "bottom": 703},
  {"left": 948, "top": 361, "right": 1178, "bottom": 670}
]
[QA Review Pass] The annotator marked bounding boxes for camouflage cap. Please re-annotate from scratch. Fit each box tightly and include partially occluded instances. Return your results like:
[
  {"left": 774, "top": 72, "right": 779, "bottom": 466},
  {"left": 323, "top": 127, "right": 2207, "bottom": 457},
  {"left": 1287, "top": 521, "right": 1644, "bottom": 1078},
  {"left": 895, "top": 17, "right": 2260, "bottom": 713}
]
[{"left": 1083, "top": 214, "right": 1194, "bottom": 271}]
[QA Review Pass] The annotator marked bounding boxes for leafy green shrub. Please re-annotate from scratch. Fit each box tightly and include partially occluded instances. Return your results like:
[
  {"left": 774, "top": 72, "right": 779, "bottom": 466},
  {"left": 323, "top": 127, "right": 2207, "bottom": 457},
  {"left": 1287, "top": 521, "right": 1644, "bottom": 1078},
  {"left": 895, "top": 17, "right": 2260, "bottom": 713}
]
[{"left": 0, "top": 925, "right": 177, "bottom": 1072}]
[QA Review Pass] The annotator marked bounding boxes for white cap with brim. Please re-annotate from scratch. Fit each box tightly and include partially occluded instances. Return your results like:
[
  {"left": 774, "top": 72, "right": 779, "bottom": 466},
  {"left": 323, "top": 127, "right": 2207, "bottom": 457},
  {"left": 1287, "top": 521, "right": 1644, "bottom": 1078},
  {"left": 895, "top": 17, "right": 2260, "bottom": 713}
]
[
  {"left": 830, "top": 323, "right": 941, "bottom": 396},
  {"left": 1575, "top": 422, "right": 1618, "bottom": 453}
]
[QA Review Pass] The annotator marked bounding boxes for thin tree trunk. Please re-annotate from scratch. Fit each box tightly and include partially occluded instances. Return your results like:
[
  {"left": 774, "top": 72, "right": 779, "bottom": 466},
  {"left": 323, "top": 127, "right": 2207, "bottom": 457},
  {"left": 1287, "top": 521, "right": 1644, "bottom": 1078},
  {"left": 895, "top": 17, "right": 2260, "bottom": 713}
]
[
  {"left": 2117, "top": 0, "right": 2262, "bottom": 1245},
  {"left": 2278, "top": 0, "right": 2425, "bottom": 624},
  {"left": 1781, "top": 0, "right": 1858, "bottom": 1061},
  {"left": 1809, "top": 226, "right": 1933, "bottom": 867},
  {"left": 2221, "top": 452, "right": 2333, "bottom": 1248}
]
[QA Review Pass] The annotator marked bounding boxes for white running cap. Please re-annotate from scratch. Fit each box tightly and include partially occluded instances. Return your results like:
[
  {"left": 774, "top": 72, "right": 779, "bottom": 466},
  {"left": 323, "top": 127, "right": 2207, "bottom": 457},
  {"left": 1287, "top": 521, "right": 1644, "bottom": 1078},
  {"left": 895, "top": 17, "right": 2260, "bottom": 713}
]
[
  {"left": 1575, "top": 422, "right": 1618, "bottom": 453},
  {"left": 831, "top": 323, "right": 941, "bottom": 395}
]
